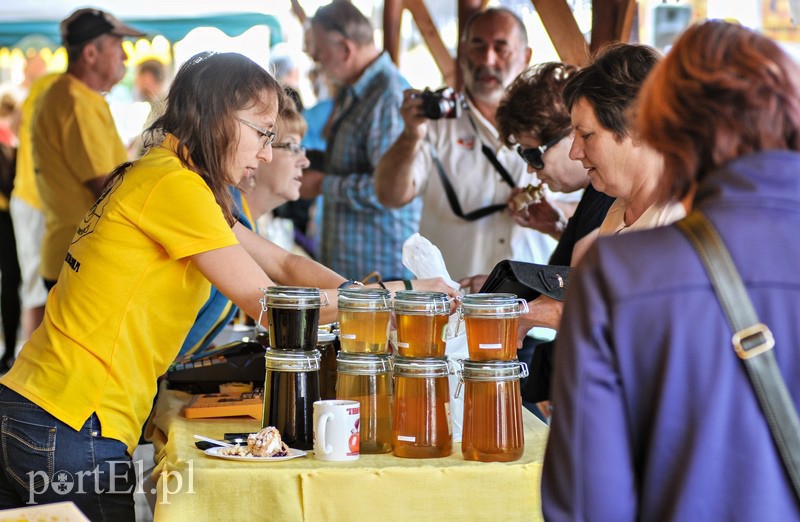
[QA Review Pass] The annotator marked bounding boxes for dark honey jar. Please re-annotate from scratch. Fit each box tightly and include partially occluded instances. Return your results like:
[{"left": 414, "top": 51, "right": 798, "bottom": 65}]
[
  {"left": 265, "top": 286, "right": 327, "bottom": 351},
  {"left": 262, "top": 348, "right": 321, "bottom": 450}
]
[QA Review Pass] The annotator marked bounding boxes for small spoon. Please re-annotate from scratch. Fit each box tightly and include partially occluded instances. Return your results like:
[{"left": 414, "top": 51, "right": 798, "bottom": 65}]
[{"left": 193, "top": 434, "right": 234, "bottom": 448}]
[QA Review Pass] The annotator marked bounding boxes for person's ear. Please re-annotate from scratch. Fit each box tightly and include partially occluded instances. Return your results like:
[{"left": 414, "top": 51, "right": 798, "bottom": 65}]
[
  {"left": 341, "top": 39, "right": 355, "bottom": 61},
  {"left": 82, "top": 41, "right": 99, "bottom": 64},
  {"left": 523, "top": 46, "right": 532, "bottom": 65}
]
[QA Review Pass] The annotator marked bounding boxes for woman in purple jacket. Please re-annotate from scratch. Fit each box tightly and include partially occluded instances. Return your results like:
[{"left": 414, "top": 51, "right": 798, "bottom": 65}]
[{"left": 543, "top": 21, "right": 800, "bottom": 520}]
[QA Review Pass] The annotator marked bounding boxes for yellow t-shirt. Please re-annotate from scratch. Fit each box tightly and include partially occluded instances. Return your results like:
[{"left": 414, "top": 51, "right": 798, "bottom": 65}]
[
  {"left": 33, "top": 72, "right": 128, "bottom": 280},
  {"left": 1, "top": 135, "right": 238, "bottom": 454},
  {"left": 11, "top": 73, "right": 59, "bottom": 210}
]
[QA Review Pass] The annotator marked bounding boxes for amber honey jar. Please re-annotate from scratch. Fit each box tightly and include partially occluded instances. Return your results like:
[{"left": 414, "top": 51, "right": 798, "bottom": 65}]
[
  {"left": 459, "top": 294, "right": 528, "bottom": 361},
  {"left": 393, "top": 290, "right": 451, "bottom": 358},
  {"left": 265, "top": 286, "right": 327, "bottom": 351},
  {"left": 338, "top": 287, "right": 392, "bottom": 354},
  {"left": 262, "top": 349, "right": 321, "bottom": 450},
  {"left": 457, "top": 360, "right": 528, "bottom": 462},
  {"left": 392, "top": 356, "right": 452, "bottom": 458},
  {"left": 336, "top": 352, "right": 393, "bottom": 454}
]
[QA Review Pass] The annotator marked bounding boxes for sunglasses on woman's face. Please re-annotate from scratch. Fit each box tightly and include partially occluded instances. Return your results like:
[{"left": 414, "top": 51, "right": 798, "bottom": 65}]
[{"left": 516, "top": 133, "right": 567, "bottom": 170}]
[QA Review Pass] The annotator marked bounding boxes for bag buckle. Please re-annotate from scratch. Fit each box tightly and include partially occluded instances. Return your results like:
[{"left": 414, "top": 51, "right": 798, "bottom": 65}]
[{"left": 732, "top": 323, "right": 774, "bottom": 360}]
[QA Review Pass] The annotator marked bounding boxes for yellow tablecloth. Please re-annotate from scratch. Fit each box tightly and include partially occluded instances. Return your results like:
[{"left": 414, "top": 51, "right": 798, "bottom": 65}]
[{"left": 148, "top": 386, "right": 548, "bottom": 521}]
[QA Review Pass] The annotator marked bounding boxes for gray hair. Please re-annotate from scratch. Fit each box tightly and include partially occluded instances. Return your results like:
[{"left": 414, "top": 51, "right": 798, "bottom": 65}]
[{"left": 311, "top": 1, "right": 374, "bottom": 47}]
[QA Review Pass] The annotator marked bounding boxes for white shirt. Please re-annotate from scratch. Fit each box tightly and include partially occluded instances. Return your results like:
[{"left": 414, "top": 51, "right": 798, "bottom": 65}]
[{"left": 411, "top": 97, "right": 557, "bottom": 281}]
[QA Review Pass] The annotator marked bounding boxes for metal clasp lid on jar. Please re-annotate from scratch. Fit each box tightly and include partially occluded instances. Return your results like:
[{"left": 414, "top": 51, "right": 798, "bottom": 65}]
[
  {"left": 393, "top": 290, "right": 451, "bottom": 316},
  {"left": 454, "top": 360, "right": 529, "bottom": 398},
  {"left": 336, "top": 352, "right": 393, "bottom": 374},
  {"left": 457, "top": 293, "right": 529, "bottom": 320},
  {"left": 263, "top": 286, "right": 329, "bottom": 309},
  {"left": 392, "top": 356, "right": 454, "bottom": 377},
  {"left": 338, "top": 287, "right": 392, "bottom": 311},
  {"left": 264, "top": 348, "right": 321, "bottom": 372}
]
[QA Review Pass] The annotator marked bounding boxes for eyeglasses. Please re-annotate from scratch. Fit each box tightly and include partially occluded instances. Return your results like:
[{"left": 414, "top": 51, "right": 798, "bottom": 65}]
[
  {"left": 516, "top": 133, "right": 567, "bottom": 171},
  {"left": 272, "top": 142, "right": 307, "bottom": 156},
  {"left": 238, "top": 118, "right": 276, "bottom": 149}
]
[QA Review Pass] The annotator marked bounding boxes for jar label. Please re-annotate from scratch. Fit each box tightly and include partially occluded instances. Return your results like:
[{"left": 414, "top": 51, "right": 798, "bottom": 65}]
[
  {"left": 397, "top": 435, "right": 416, "bottom": 442},
  {"left": 397, "top": 342, "right": 409, "bottom": 348},
  {"left": 342, "top": 334, "right": 357, "bottom": 339},
  {"left": 445, "top": 401, "right": 452, "bottom": 436},
  {"left": 479, "top": 343, "right": 502, "bottom": 349}
]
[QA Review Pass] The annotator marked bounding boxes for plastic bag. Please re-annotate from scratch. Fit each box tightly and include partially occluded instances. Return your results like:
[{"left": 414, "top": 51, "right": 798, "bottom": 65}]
[
  {"left": 402, "top": 233, "right": 466, "bottom": 440},
  {"left": 402, "top": 233, "right": 459, "bottom": 290}
]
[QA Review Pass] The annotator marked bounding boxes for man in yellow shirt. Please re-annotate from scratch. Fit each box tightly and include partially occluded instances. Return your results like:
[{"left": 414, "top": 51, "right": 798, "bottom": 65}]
[
  {"left": 33, "top": 8, "right": 143, "bottom": 290},
  {"left": 10, "top": 73, "right": 58, "bottom": 345}
]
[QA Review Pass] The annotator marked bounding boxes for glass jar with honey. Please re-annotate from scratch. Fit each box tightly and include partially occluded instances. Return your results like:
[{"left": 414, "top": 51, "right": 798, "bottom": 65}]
[
  {"left": 457, "top": 359, "right": 528, "bottom": 462},
  {"left": 337, "top": 287, "right": 392, "bottom": 354},
  {"left": 336, "top": 352, "right": 393, "bottom": 454},
  {"left": 262, "top": 348, "right": 321, "bottom": 450},
  {"left": 459, "top": 293, "right": 529, "bottom": 361},
  {"left": 264, "top": 286, "right": 328, "bottom": 351},
  {"left": 392, "top": 356, "right": 452, "bottom": 458},
  {"left": 393, "top": 290, "right": 451, "bottom": 358}
]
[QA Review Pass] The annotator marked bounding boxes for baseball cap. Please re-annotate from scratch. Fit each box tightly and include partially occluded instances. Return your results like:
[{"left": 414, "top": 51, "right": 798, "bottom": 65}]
[{"left": 61, "top": 8, "right": 145, "bottom": 47}]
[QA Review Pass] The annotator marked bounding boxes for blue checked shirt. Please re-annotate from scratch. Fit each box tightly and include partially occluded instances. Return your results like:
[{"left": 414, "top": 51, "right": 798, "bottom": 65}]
[{"left": 320, "top": 52, "right": 421, "bottom": 281}]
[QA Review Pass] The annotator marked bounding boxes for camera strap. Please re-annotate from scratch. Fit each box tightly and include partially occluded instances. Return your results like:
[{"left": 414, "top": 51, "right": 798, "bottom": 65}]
[
  {"left": 431, "top": 145, "right": 507, "bottom": 221},
  {"left": 466, "top": 114, "right": 517, "bottom": 190},
  {"left": 428, "top": 113, "right": 517, "bottom": 222}
]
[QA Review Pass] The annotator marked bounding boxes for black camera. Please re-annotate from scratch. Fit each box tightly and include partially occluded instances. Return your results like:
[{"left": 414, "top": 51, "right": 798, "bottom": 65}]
[{"left": 417, "top": 87, "right": 462, "bottom": 120}]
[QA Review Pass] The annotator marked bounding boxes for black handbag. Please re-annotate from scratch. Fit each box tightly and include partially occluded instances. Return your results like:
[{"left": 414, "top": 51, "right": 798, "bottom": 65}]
[
  {"left": 479, "top": 259, "right": 571, "bottom": 302},
  {"left": 676, "top": 211, "right": 800, "bottom": 500}
]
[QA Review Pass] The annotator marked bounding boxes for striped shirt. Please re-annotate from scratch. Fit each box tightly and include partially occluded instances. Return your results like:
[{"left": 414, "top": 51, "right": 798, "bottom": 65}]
[{"left": 320, "top": 52, "right": 420, "bottom": 281}]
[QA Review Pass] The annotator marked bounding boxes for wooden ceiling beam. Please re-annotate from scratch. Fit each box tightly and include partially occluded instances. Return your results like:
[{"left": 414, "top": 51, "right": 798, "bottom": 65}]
[
  {"left": 404, "top": 0, "right": 458, "bottom": 86},
  {"left": 290, "top": 0, "right": 307, "bottom": 26},
  {"left": 590, "top": 0, "right": 637, "bottom": 53},
  {"left": 384, "top": 0, "right": 403, "bottom": 63},
  {"left": 531, "top": 0, "right": 590, "bottom": 66}
]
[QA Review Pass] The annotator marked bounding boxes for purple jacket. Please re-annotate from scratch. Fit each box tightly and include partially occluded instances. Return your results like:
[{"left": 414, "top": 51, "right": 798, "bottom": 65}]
[{"left": 543, "top": 151, "right": 800, "bottom": 520}]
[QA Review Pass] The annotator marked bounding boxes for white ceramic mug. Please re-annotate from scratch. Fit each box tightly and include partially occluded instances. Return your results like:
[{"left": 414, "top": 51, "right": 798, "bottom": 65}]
[{"left": 313, "top": 400, "right": 360, "bottom": 461}]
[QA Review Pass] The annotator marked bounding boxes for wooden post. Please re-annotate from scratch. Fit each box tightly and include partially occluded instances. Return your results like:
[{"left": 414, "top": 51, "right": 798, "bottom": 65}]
[
  {"left": 290, "top": 0, "right": 307, "bottom": 26},
  {"left": 404, "top": 0, "right": 457, "bottom": 85},
  {"left": 590, "top": 0, "right": 637, "bottom": 53},
  {"left": 531, "top": 0, "right": 590, "bottom": 66},
  {"left": 384, "top": 0, "right": 403, "bottom": 64}
]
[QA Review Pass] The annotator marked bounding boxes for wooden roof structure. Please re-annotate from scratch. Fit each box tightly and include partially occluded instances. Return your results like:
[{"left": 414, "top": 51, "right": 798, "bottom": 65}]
[{"left": 290, "top": 0, "right": 636, "bottom": 87}]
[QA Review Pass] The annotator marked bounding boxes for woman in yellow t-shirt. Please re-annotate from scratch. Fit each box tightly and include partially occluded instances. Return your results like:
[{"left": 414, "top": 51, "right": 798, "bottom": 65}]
[{"left": 0, "top": 52, "right": 455, "bottom": 519}]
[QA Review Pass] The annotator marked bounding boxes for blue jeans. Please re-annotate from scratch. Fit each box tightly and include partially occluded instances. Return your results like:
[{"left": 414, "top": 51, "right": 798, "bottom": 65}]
[{"left": 0, "top": 386, "right": 135, "bottom": 521}]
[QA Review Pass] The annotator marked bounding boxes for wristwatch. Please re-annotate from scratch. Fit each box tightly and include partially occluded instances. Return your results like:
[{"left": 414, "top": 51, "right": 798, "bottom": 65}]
[{"left": 337, "top": 280, "right": 364, "bottom": 289}]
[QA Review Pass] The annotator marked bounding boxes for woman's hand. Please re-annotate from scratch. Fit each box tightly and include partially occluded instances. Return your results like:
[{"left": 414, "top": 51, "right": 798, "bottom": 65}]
[
  {"left": 458, "top": 274, "right": 487, "bottom": 294},
  {"left": 511, "top": 196, "right": 568, "bottom": 240},
  {"left": 517, "top": 295, "right": 564, "bottom": 346}
]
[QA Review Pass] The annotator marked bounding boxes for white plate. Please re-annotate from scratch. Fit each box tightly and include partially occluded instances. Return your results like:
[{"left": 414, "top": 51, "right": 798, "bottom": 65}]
[{"left": 203, "top": 446, "right": 307, "bottom": 462}]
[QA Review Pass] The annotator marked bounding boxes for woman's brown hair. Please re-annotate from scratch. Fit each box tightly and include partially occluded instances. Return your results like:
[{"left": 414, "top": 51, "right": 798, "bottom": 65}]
[
  {"left": 106, "top": 52, "right": 283, "bottom": 225},
  {"left": 636, "top": 21, "right": 800, "bottom": 200},
  {"left": 496, "top": 62, "right": 578, "bottom": 147}
]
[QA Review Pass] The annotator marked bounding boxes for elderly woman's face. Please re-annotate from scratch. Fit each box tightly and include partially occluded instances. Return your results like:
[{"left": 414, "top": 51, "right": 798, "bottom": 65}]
[
  {"left": 568, "top": 97, "right": 637, "bottom": 199},
  {"left": 516, "top": 132, "right": 587, "bottom": 193}
]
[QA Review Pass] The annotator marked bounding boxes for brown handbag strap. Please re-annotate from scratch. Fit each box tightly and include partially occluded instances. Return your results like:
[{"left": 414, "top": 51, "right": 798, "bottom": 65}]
[{"left": 676, "top": 211, "right": 800, "bottom": 500}]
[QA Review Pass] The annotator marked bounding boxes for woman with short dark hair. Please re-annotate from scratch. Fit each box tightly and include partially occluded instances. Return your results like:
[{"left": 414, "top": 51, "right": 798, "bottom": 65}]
[{"left": 543, "top": 21, "right": 800, "bottom": 519}]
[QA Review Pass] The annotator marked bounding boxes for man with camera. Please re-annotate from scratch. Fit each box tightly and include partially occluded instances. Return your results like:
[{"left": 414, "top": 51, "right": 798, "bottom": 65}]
[{"left": 374, "top": 7, "right": 559, "bottom": 282}]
